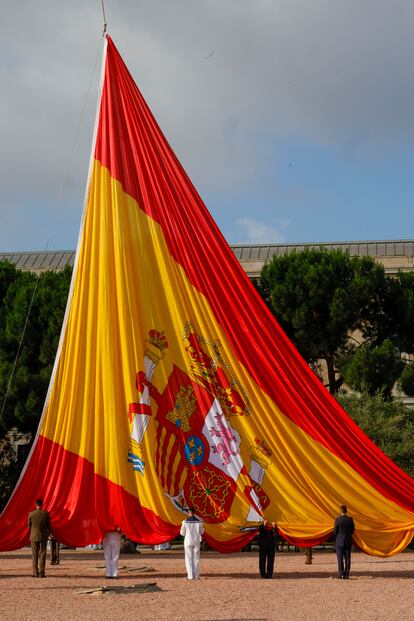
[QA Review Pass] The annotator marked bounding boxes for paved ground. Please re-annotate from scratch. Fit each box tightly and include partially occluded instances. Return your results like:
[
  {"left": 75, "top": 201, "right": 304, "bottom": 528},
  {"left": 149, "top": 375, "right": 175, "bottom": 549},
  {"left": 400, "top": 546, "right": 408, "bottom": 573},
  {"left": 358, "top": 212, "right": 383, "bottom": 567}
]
[{"left": 1, "top": 548, "right": 414, "bottom": 620}]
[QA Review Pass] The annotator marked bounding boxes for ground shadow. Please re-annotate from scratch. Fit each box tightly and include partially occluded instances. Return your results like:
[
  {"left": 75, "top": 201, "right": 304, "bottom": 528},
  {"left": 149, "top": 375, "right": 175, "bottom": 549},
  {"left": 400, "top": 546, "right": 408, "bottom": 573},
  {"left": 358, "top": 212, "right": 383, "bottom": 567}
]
[
  {"left": 126, "top": 569, "right": 414, "bottom": 580},
  {"left": 1, "top": 569, "right": 413, "bottom": 581},
  {"left": 0, "top": 573, "right": 159, "bottom": 581}
]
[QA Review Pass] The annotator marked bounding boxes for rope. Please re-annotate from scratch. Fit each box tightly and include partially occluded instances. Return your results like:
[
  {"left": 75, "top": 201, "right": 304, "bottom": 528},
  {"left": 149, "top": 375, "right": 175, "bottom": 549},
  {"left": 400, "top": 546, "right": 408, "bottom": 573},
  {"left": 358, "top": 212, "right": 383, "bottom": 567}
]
[
  {"left": 0, "top": 278, "right": 39, "bottom": 424},
  {"left": 45, "top": 38, "right": 102, "bottom": 255},
  {"left": 0, "top": 36, "right": 103, "bottom": 426}
]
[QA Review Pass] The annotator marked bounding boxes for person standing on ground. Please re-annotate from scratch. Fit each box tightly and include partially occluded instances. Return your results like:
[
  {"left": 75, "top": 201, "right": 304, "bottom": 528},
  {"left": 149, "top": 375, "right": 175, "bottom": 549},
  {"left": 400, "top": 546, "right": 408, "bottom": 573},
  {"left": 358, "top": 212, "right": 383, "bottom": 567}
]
[
  {"left": 28, "top": 498, "right": 50, "bottom": 578},
  {"left": 103, "top": 529, "right": 121, "bottom": 578},
  {"left": 334, "top": 504, "right": 355, "bottom": 579},
  {"left": 49, "top": 535, "right": 60, "bottom": 565},
  {"left": 258, "top": 519, "right": 277, "bottom": 578},
  {"left": 180, "top": 508, "right": 204, "bottom": 580}
]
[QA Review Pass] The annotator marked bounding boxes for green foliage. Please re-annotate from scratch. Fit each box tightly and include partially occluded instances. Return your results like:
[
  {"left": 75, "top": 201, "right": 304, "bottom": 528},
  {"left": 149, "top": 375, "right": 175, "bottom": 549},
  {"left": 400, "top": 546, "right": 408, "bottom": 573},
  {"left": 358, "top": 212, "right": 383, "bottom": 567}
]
[
  {"left": 338, "top": 391, "right": 414, "bottom": 478},
  {"left": 341, "top": 339, "right": 404, "bottom": 399},
  {"left": 400, "top": 363, "right": 414, "bottom": 397},
  {"left": 258, "top": 247, "right": 414, "bottom": 395},
  {"left": 259, "top": 248, "right": 390, "bottom": 393},
  {"left": 0, "top": 432, "right": 31, "bottom": 512},
  {"left": 0, "top": 262, "right": 72, "bottom": 434},
  {"left": 396, "top": 272, "right": 414, "bottom": 354}
]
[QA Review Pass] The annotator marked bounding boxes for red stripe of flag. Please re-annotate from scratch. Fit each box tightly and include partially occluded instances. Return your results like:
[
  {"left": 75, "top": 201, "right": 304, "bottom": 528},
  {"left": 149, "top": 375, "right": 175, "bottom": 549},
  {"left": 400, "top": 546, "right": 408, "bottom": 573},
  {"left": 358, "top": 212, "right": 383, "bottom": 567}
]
[{"left": 93, "top": 36, "right": 414, "bottom": 513}]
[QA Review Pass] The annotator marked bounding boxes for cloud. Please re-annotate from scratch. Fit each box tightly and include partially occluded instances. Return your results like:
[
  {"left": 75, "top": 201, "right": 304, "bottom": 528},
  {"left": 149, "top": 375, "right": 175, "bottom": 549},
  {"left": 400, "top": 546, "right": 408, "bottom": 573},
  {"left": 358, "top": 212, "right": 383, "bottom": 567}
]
[
  {"left": 1, "top": 1, "right": 414, "bottom": 250},
  {"left": 236, "top": 217, "right": 286, "bottom": 244}
]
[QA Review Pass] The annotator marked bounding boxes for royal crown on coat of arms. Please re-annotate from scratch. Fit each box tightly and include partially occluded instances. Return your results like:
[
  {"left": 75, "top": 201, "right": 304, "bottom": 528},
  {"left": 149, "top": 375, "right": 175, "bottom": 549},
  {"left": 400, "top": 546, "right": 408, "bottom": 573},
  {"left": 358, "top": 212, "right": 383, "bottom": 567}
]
[{"left": 145, "top": 329, "right": 169, "bottom": 364}]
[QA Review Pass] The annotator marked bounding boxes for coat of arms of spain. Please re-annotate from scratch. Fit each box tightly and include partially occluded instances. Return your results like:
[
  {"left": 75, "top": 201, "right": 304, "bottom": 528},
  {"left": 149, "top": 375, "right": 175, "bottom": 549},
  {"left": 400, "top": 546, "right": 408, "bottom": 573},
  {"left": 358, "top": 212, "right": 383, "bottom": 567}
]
[{"left": 128, "top": 322, "right": 272, "bottom": 525}]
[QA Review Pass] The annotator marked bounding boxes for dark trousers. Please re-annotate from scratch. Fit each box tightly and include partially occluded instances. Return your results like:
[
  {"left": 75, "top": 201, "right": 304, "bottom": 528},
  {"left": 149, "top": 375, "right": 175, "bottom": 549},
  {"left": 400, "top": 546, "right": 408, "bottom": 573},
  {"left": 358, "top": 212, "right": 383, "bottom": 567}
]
[
  {"left": 259, "top": 544, "right": 276, "bottom": 578},
  {"left": 31, "top": 540, "right": 47, "bottom": 577},
  {"left": 50, "top": 539, "right": 60, "bottom": 565},
  {"left": 336, "top": 545, "right": 351, "bottom": 578}
]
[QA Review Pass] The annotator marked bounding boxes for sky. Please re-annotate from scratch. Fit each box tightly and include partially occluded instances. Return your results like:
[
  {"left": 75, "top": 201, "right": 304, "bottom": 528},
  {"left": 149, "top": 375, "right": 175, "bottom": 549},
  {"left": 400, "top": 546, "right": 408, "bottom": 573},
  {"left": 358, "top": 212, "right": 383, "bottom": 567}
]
[{"left": 1, "top": 1, "right": 414, "bottom": 252}]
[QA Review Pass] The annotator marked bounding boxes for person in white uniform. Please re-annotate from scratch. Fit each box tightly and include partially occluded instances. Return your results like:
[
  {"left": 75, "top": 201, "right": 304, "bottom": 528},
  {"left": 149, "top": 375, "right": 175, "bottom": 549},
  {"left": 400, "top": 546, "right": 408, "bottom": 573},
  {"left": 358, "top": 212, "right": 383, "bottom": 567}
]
[
  {"left": 103, "top": 529, "right": 121, "bottom": 578},
  {"left": 180, "top": 508, "right": 204, "bottom": 580}
]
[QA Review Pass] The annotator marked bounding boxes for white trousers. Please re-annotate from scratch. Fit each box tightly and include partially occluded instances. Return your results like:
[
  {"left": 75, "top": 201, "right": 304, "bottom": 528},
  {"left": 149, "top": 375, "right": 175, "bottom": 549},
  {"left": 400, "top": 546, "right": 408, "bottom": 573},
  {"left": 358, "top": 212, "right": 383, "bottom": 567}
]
[
  {"left": 103, "top": 533, "right": 120, "bottom": 577},
  {"left": 184, "top": 544, "right": 200, "bottom": 579}
]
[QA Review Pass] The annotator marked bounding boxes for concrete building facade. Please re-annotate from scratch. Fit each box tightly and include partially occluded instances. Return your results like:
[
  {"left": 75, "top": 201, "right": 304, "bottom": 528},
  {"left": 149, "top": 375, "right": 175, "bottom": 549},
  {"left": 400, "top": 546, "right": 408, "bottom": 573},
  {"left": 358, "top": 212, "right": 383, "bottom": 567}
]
[{"left": 2, "top": 239, "right": 414, "bottom": 277}]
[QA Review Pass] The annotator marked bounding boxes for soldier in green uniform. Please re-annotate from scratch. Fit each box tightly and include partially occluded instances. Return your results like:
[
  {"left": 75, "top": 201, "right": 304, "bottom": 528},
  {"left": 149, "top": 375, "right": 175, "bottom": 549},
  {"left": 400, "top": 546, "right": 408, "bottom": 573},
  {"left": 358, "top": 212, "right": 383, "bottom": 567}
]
[{"left": 28, "top": 498, "right": 50, "bottom": 578}]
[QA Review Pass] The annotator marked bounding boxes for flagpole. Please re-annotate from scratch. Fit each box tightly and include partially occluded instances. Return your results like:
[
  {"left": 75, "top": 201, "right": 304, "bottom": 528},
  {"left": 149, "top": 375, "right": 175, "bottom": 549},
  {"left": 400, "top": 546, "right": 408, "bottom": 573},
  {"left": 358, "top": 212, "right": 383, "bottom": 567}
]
[{"left": 101, "top": 0, "right": 107, "bottom": 35}]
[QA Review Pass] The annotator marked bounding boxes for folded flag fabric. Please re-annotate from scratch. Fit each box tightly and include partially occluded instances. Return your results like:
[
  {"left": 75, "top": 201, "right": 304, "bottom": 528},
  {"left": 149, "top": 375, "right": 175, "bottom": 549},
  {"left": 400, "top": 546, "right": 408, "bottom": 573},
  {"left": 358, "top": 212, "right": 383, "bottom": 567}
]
[{"left": 1, "top": 36, "right": 413, "bottom": 555}]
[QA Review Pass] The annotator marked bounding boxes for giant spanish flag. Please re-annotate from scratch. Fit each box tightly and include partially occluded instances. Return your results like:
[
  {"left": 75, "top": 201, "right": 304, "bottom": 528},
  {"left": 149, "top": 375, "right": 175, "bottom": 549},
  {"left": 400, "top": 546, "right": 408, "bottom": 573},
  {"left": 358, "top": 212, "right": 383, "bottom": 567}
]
[{"left": 1, "top": 36, "right": 414, "bottom": 555}]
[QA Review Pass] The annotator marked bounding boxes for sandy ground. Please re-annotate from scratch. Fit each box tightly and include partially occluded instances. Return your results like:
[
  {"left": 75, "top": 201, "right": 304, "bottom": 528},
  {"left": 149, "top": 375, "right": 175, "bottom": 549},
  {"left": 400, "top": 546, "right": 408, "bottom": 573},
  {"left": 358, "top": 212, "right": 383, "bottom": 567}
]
[{"left": 1, "top": 547, "right": 414, "bottom": 621}]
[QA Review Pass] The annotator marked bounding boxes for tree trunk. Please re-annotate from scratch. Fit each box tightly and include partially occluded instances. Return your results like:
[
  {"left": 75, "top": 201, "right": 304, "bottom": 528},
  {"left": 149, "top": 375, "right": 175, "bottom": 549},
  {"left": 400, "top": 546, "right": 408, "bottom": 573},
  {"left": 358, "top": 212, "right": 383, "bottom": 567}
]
[{"left": 325, "top": 354, "right": 343, "bottom": 395}]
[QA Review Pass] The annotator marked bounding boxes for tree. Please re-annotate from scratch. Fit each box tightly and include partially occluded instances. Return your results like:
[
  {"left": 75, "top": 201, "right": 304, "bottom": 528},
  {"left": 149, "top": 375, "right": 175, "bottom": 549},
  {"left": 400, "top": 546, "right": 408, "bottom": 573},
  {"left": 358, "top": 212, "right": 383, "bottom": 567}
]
[
  {"left": 0, "top": 261, "right": 19, "bottom": 308},
  {"left": 0, "top": 263, "right": 72, "bottom": 434},
  {"left": 338, "top": 391, "right": 414, "bottom": 478},
  {"left": 395, "top": 272, "right": 414, "bottom": 354},
  {"left": 340, "top": 339, "right": 404, "bottom": 399},
  {"left": 399, "top": 363, "right": 414, "bottom": 397},
  {"left": 259, "top": 248, "right": 391, "bottom": 394},
  {"left": 0, "top": 430, "right": 31, "bottom": 512}
]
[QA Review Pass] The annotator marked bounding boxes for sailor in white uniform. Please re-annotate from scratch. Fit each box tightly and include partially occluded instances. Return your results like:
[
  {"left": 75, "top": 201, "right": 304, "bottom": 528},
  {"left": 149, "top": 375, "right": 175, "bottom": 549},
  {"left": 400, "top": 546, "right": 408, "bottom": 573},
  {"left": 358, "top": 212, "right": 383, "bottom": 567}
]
[
  {"left": 180, "top": 508, "right": 204, "bottom": 580},
  {"left": 103, "top": 529, "right": 121, "bottom": 578}
]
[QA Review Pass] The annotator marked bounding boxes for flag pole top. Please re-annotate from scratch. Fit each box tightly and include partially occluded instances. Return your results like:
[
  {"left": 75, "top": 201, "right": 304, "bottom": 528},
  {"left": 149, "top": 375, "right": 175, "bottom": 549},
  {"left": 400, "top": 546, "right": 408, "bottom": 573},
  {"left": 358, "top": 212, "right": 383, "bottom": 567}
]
[{"left": 101, "top": 0, "right": 107, "bottom": 36}]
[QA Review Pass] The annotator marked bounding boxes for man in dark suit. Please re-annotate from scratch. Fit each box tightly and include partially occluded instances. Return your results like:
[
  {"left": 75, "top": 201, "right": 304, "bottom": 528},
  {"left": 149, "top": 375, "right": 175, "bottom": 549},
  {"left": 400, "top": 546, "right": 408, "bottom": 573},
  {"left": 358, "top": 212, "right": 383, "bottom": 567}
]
[
  {"left": 258, "top": 519, "right": 277, "bottom": 579},
  {"left": 334, "top": 504, "right": 355, "bottom": 579},
  {"left": 28, "top": 498, "right": 50, "bottom": 578}
]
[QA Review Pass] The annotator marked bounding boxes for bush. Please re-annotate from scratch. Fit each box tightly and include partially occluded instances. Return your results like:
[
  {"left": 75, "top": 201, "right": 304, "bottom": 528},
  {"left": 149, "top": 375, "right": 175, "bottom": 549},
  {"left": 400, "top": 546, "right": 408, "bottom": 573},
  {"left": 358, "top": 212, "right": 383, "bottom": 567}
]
[
  {"left": 341, "top": 339, "right": 404, "bottom": 399},
  {"left": 337, "top": 391, "right": 414, "bottom": 478},
  {"left": 400, "top": 363, "right": 414, "bottom": 397}
]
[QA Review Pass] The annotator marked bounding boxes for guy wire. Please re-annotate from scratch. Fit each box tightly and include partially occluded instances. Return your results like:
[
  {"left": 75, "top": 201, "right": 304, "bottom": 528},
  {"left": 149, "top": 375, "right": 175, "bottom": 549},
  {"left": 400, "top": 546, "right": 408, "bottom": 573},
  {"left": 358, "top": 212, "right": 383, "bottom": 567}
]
[{"left": 0, "top": 36, "right": 103, "bottom": 426}]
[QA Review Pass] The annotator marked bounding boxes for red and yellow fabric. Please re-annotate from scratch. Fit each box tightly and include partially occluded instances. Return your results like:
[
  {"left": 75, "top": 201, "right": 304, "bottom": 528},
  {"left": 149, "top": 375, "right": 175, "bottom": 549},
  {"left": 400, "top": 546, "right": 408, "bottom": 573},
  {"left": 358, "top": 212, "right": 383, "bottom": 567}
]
[{"left": 1, "top": 36, "right": 414, "bottom": 554}]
